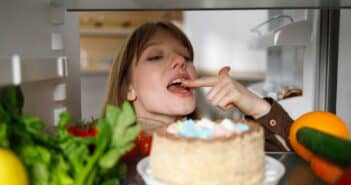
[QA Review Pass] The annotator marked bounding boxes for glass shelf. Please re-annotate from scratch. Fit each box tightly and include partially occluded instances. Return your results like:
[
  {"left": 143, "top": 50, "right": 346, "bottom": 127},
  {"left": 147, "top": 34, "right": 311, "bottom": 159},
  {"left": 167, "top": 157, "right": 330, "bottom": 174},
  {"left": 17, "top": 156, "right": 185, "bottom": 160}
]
[{"left": 0, "top": 56, "right": 67, "bottom": 86}]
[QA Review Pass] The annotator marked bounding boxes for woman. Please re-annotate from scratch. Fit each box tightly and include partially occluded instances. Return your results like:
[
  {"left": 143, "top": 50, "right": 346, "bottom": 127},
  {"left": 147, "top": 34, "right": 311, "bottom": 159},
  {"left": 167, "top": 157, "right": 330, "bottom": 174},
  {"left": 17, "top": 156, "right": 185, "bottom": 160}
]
[{"left": 103, "top": 21, "right": 292, "bottom": 151}]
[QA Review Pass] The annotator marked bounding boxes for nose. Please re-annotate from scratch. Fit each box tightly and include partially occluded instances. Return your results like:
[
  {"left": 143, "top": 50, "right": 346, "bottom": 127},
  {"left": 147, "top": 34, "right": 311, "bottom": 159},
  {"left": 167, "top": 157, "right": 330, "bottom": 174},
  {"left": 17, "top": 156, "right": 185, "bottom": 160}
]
[{"left": 170, "top": 54, "right": 186, "bottom": 69}]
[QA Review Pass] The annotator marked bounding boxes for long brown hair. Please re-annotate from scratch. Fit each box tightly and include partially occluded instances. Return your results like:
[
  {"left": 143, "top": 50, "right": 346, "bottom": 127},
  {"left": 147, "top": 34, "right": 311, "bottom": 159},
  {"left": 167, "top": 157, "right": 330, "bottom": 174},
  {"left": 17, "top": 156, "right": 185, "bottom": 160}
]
[{"left": 102, "top": 22, "right": 194, "bottom": 115}]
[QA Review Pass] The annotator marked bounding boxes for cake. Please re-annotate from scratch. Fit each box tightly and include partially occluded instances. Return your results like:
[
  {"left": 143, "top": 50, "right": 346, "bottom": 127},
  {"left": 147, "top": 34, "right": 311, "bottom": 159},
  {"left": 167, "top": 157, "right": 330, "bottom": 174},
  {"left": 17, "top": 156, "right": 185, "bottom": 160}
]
[{"left": 150, "top": 118, "right": 264, "bottom": 185}]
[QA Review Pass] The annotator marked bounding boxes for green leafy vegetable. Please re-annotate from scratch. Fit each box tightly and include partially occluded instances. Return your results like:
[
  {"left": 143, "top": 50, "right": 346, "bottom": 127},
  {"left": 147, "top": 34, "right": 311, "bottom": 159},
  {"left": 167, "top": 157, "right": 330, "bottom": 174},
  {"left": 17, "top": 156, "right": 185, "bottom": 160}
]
[
  {"left": 0, "top": 123, "right": 9, "bottom": 147},
  {"left": 0, "top": 85, "right": 23, "bottom": 117},
  {"left": 0, "top": 85, "right": 141, "bottom": 185}
]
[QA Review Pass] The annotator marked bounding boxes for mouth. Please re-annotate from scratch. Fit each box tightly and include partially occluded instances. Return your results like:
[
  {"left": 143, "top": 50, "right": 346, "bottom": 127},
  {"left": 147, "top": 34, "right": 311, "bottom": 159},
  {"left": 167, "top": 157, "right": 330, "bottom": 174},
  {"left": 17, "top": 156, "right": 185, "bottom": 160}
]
[
  {"left": 166, "top": 75, "right": 192, "bottom": 96},
  {"left": 167, "top": 78, "right": 188, "bottom": 89}
]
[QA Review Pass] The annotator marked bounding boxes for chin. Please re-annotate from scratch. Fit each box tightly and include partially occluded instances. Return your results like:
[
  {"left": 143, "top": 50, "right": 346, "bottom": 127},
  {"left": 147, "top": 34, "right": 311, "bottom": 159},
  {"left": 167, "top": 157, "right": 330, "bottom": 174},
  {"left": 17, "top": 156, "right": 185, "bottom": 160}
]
[{"left": 169, "top": 101, "right": 196, "bottom": 115}]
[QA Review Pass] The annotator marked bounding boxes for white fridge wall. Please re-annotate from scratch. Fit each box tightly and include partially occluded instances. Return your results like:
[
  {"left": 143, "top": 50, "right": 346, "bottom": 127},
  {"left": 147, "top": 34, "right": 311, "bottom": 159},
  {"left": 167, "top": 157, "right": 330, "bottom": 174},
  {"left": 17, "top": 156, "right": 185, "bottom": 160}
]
[
  {"left": 183, "top": 10, "right": 317, "bottom": 120},
  {"left": 81, "top": 74, "right": 107, "bottom": 121},
  {"left": 337, "top": 10, "right": 351, "bottom": 132},
  {"left": 0, "top": 1, "right": 81, "bottom": 126},
  {"left": 0, "top": 1, "right": 56, "bottom": 57},
  {"left": 183, "top": 10, "right": 267, "bottom": 72}
]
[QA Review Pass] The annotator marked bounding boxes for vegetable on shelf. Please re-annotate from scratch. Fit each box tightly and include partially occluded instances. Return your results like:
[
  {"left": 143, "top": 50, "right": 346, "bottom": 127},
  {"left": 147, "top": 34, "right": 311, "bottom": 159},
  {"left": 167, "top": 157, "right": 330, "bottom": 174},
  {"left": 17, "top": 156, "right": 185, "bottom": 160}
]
[
  {"left": 122, "top": 145, "right": 138, "bottom": 162},
  {"left": 0, "top": 85, "right": 141, "bottom": 185},
  {"left": 297, "top": 127, "right": 351, "bottom": 168},
  {"left": 67, "top": 120, "right": 98, "bottom": 138},
  {"left": 289, "top": 111, "right": 350, "bottom": 162},
  {"left": 337, "top": 167, "right": 351, "bottom": 185},
  {"left": 310, "top": 156, "right": 344, "bottom": 185},
  {"left": 136, "top": 131, "right": 152, "bottom": 157},
  {"left": 289, "top": 111, "right": 351, "bottom": 184},
  {"left": 122, "top": 130, "right": 153, "bottom": 163}
]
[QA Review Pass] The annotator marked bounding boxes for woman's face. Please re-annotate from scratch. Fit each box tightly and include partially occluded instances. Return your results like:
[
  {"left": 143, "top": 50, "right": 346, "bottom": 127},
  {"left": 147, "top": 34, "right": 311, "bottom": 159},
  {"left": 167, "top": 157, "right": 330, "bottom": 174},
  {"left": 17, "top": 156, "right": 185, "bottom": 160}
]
[{"left": 128, "top": 29, "right": 196, "bottom": 122}]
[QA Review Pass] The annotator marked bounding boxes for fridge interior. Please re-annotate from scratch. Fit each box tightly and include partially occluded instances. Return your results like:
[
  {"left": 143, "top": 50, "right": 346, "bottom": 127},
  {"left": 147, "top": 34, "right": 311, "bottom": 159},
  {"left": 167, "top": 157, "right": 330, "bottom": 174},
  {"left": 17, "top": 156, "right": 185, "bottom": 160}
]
[
  {"left": 79, "top": 9, "right": 318, "bottom": 122},
  {"left": 1, "top": 2, "right": 351, "bottom": 185},
  {"left": 1, "top": 1, "right": 350, "bottom": 132}
]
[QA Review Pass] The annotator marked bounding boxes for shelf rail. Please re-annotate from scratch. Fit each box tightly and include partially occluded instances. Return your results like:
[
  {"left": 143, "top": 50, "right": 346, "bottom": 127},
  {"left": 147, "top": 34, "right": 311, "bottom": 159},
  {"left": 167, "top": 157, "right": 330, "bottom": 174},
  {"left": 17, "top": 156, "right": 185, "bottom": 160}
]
[{"left": 0, "top": 55, "right": 68, "bottom": 86}]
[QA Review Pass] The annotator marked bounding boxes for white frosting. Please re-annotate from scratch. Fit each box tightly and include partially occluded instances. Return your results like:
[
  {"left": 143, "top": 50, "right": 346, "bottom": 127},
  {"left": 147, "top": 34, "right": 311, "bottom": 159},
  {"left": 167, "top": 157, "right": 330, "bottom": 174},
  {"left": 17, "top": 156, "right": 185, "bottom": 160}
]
[{"left": 166, "top": 118, "right": 250, "bottom": 139}]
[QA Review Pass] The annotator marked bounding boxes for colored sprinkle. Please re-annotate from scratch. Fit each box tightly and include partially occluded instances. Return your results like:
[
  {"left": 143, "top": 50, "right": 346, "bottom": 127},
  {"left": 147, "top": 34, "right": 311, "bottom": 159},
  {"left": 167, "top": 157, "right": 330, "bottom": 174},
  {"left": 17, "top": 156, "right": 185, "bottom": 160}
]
[{"left": 167, "top": 118, "right": 250, "bottom": 139}]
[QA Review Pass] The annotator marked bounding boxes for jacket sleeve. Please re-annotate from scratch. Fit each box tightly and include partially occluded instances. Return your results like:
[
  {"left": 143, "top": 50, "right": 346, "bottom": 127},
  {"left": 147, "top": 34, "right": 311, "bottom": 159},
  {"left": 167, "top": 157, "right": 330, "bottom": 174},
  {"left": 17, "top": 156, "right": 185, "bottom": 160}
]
[{"left": 247, "top": 97, "right": 294, "bottom": 151}]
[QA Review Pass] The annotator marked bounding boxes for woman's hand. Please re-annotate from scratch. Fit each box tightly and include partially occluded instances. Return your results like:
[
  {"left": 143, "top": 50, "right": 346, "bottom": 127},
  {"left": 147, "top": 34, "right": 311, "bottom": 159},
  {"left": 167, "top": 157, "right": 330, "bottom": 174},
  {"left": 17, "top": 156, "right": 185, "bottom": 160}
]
[{"left": 182, "top": 66, "right": 271, "bottom": 119}]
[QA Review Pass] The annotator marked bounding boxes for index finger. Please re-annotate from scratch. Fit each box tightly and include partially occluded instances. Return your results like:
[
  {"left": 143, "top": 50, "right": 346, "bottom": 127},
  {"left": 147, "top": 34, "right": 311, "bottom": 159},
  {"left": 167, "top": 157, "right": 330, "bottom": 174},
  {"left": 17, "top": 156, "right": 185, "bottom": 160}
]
[
  {"left": 218, "top": 66, "right": 230, "bottom": 76},
  {"left": 182, "top": 76, "right": 219, "bottom": 88}
]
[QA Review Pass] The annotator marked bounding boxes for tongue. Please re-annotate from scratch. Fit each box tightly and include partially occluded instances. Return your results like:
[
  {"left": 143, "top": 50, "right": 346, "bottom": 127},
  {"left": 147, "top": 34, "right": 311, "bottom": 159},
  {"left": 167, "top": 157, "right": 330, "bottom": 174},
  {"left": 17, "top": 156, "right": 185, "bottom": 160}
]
[{"left": 168, "top": 85, "right": 189, "bottom": 94}]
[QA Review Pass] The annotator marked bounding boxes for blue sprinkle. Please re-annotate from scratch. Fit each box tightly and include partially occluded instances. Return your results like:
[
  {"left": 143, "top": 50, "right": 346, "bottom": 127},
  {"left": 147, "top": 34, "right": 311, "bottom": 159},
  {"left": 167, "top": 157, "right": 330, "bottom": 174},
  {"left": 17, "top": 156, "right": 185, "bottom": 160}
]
[
  {"left": 233, "top": 123, "right": 249, "bottom": 132},
  {"left": 181, "top": 129, "right": 198, "bottom": 138},
  {"left": 180, "top": 121, "right": 198, "bottom": 138},
  {"left": 184, "top": 119, "right": 195, "bottom": 125},
  {"left": 197, "top": 127, "right": 213, "bottom": 138}
]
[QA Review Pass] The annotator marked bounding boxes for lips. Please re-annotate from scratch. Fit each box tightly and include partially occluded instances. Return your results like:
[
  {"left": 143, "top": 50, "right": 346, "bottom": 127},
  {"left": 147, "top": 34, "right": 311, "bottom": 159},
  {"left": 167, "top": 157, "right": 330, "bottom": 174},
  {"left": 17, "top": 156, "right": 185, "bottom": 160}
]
[
  {"left": 167, "top": 73, "right": 191, "bottom": 87},
  {"left": 166, "top": 73, "right": 193, "bottom": 97}
]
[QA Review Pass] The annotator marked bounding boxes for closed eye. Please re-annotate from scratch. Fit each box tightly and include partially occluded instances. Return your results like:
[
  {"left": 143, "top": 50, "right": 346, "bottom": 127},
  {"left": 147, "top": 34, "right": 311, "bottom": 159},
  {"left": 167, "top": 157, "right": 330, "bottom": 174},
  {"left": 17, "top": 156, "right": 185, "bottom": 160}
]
[{"left": 147, "top": 55, "right": 163, "bottom": 61}]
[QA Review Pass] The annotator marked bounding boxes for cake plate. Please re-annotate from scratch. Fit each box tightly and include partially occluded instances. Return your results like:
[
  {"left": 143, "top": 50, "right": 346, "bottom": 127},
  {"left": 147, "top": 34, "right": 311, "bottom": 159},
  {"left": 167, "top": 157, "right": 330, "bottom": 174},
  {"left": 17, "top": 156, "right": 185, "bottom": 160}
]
[{"left": 137, "top": 156, "right": 285, "bottom": 185}]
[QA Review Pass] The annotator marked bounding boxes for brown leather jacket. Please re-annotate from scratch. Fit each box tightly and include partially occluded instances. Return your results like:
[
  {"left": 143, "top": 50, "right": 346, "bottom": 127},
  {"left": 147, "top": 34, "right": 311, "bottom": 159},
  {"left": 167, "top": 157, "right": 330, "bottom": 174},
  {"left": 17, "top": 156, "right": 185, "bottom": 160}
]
[{"left": 247, "top": 97, "right": 293, "bottom": 151}]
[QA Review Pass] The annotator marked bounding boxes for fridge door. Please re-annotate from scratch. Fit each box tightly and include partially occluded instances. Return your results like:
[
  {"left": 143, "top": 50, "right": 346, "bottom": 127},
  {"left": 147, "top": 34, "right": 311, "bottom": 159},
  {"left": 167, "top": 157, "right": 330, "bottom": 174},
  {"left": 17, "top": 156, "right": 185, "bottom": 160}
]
[{"left": 0, "top": 0, "right": 81, "bottom": 126}]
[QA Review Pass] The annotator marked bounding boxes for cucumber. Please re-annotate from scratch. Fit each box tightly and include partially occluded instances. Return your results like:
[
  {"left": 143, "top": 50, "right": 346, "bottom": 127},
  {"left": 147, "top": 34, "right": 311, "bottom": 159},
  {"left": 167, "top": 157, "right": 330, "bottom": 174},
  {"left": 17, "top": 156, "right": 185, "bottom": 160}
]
[{"left": 296, "top": 127, "right": 351, "bottom": 168}]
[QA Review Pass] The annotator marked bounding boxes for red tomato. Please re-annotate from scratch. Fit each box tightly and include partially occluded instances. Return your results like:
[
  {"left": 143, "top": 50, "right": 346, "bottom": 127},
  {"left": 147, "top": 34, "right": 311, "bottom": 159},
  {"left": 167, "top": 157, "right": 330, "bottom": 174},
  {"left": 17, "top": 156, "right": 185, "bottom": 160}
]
[
  {"left": 136, "top": 131, "right": 153, "bottom": 156},
  {"left": 67, "top": 125, "right": 77, "bottom": 135},
  {"left": 336, "top": 167, "right": 351, "bottom": 185},
  {"left": 67, "top": 125, "right": 97, "bottom": 138},
  {"left": 88, "top": 127, "right": 98, "bottom": 137},
  {"left": 122, "top": 146, "right": 138, "bottom": 163}
]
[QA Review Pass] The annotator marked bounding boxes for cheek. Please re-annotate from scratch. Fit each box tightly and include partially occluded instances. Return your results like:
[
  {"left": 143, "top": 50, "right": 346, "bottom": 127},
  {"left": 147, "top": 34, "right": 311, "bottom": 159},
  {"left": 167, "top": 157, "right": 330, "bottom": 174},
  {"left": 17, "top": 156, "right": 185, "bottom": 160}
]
[{"left": 132, "top": 67, "right": 162, "bottom": 96}]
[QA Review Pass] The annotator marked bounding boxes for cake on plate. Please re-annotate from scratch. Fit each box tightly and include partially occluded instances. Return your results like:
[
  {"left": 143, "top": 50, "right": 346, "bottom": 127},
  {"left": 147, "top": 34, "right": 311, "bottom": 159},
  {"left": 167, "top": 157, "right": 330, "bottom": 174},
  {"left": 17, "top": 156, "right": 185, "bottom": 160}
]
[{"left": 150, "top": 118, "right": 264, "bottom": 185}]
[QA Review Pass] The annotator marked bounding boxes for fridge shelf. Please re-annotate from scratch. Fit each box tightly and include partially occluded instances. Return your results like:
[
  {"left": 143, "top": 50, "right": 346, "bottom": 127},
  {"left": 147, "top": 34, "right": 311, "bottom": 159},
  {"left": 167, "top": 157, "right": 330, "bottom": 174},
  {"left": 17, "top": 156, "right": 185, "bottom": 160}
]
[
  {"left": 65, "top": 0, "right": 351, "bottom": 11},
  {"left": 0, "top": 56, "right": 68, "bottom": 86},
  {"left": 248, "top": 20, "right": 312, "bottom": 50}
]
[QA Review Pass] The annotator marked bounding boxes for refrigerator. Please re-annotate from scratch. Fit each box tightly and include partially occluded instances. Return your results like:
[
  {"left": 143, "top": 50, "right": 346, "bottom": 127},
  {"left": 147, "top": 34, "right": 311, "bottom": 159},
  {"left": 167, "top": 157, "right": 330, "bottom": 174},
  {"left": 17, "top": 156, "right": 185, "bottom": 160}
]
[{"left": 1, "top": 0, "right": 351, "bottom": 133}]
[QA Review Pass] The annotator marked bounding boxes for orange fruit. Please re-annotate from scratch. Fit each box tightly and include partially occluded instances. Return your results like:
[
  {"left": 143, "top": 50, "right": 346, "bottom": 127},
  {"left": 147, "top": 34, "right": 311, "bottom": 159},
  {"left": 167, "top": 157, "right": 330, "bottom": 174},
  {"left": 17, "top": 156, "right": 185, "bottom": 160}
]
[
  {"left": 310, "top": 156, "right": 344, "bottom": 185},
  {"left": 289, "top": 111, "right": 349, "bottom": 161}
]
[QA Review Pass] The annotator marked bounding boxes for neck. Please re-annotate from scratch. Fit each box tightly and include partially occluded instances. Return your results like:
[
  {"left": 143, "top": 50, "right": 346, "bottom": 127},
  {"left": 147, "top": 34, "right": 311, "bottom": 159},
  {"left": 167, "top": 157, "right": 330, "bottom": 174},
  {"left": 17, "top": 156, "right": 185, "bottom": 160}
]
[
  {"left": 135, "top": 109, "right": 177, "bottom": 124},
  {"left": 134, "top": 109, "right": 179, "bottom": 134},
  {"left": 133, "top": 102, "right": 178, "bottom": 123},
  {"left": 132, "top": 100, "right": 182, "bottom": 129}
]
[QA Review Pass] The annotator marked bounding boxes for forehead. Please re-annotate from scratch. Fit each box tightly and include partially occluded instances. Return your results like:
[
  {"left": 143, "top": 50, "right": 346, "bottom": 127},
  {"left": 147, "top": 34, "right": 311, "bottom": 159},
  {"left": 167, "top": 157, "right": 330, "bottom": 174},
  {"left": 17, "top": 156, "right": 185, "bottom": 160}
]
[
  {"left": 133, "top": 27, "right": 192, "bottom": 65},
  {"left": 142, "top": 29, "right": 190, "bottom": 53},
  {"left": 144, "top": 29, "right": 187, "bottom": 49}
]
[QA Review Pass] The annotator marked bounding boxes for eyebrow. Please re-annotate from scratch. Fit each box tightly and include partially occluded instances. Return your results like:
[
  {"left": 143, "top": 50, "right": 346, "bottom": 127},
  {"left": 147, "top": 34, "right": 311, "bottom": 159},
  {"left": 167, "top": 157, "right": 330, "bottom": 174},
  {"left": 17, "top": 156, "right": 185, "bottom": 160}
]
[
  {"left": 145, "top": 41, "right": 189, "bottom": 52},
  {"left": 141, "top": 41, "right": 191, "bottom": 60},
  {"left": 143, "top": 41, "right": 162, "bottom": 51}
]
